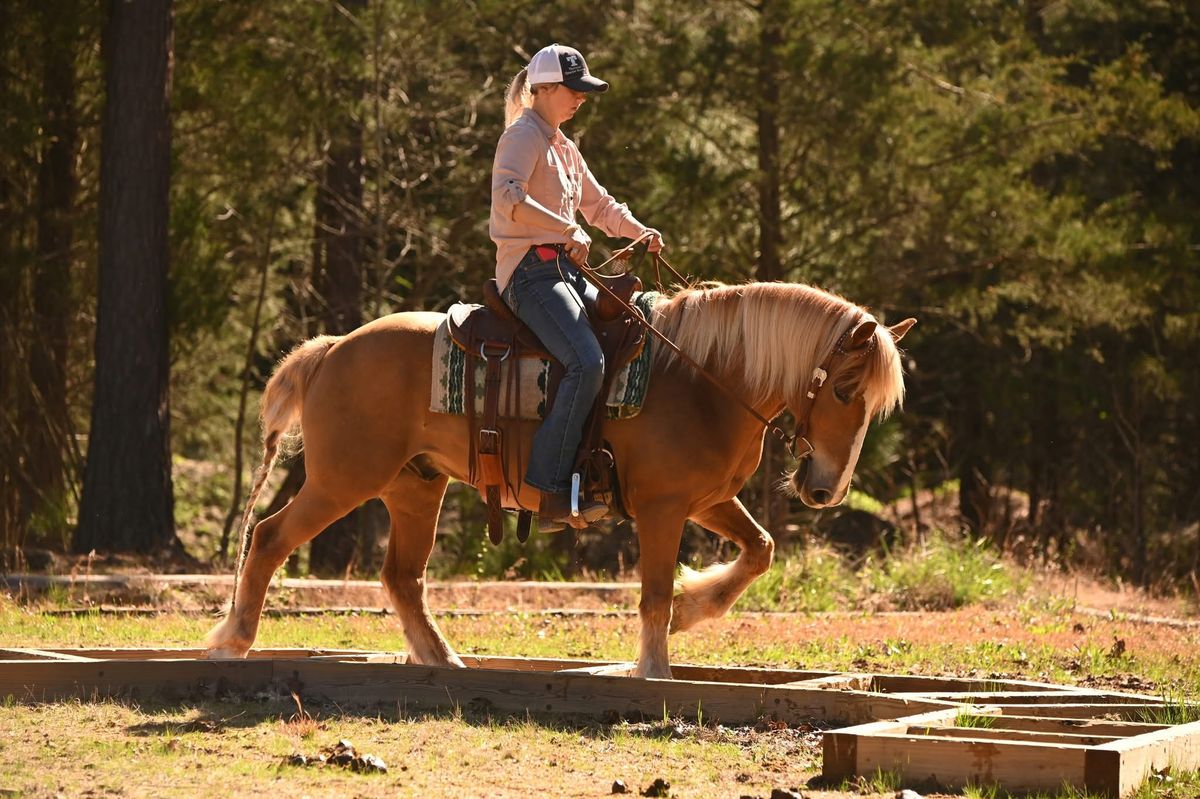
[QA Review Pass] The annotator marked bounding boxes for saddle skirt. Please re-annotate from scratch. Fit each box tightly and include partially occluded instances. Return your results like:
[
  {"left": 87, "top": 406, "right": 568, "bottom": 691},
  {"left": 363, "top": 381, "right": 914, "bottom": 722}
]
[{"left": 430, "top": 290, "right": 659, "bottom": 421}]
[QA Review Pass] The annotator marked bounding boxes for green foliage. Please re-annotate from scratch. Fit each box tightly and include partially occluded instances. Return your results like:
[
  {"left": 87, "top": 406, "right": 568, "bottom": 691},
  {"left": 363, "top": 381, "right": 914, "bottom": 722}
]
[
  {"left": 736, "top": 531, "right": 1020, "bottom": 612},
  {"left": 863, "top": 532, "right": 1019, "bottom": 610},
  {"left": 1, "top": 0, "right": 1196, "bottom": 581},
  {"left": 737, "top": 542, "right": 858, "bottom": 612}
]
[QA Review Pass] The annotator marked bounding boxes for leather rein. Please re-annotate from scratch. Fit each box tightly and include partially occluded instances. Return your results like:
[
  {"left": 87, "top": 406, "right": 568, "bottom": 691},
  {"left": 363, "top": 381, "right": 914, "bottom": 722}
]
[{"left": 575, "top": 237, "right": 876, "bottom": 462}]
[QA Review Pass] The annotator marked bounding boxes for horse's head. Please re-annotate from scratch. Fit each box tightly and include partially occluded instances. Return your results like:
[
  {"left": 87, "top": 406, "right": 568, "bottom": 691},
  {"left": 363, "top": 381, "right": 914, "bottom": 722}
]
[{"left": 788, "top": 316, "right": 916, "bottom": 508}]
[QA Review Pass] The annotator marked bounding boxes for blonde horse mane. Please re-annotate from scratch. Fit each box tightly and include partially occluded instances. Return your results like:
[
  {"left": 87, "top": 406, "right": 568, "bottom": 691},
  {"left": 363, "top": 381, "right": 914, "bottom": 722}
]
[{"left": 650, "top": 281, "right": 906, "bottom": 417}]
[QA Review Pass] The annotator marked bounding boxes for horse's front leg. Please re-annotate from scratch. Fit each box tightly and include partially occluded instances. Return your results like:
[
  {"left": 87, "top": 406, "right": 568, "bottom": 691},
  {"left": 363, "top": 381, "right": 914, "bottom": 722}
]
[
  {"left": 632, "top": 501, "right": 687, "bottom": 679},
  {"left": 671, "top": 497, "right": 775, "bottom": 633}
]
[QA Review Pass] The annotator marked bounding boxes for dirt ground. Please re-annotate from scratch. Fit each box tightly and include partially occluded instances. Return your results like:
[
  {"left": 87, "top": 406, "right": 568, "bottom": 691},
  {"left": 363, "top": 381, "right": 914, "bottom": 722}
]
[{"left": 2, "top": 571, "right": 1198, "bottom": 798}]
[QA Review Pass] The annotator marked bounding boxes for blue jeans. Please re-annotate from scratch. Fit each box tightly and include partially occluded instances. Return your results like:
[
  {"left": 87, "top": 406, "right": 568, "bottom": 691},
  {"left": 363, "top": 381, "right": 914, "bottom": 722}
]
[{"left": 502, "top": 246, "right": 604, "bottom": 493}]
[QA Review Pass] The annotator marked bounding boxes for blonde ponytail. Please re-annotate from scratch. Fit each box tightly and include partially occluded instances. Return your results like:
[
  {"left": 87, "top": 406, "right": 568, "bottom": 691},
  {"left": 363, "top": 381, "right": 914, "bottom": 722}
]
[{"left": 504, "top": 68, "right": 531, "bottom": 128}]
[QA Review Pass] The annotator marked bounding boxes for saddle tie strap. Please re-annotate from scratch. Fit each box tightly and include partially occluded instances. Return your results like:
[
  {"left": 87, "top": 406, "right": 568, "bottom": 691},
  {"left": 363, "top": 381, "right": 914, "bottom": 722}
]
[{"left": 478, "top": 343, "right": 509, "bottom": 545}]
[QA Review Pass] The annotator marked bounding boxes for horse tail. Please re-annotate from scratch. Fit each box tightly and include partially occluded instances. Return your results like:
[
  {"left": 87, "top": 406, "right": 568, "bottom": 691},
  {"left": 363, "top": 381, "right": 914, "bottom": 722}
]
[{"left": 227, "top": 335, "right": 339, "bottom": 612}]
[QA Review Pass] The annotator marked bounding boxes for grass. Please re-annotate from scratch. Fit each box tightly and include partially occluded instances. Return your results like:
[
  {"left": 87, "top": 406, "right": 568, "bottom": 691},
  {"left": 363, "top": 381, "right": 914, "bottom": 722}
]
[
  {"left": 0, "top": 696, "right": 810, "bottom": 798},
  {"left": 1133, "top": 695, "right": 1200, "bottom": 725},
  {"left": 736, "top": 531, "right": 1021, "bottom": 613},
  {"left": 2, "top": 565, "right": 1200, "bottom": 798},
  {"left": 954, "top": 711, "right": 998, "bottom": 729}
]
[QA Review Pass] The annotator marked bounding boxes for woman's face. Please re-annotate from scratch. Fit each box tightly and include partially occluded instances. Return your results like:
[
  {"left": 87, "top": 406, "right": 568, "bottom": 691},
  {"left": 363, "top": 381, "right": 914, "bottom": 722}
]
[{"left": 537, "top": 84, "right": 589, "bottom": 126}]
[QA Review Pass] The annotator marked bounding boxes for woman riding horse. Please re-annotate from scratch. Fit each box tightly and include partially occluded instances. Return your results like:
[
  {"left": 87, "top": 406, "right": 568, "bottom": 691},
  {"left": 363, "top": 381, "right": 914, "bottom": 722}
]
[
  {"left": 205, "top": 273, "right": 914, "bottom": 678},
  {"left": 490, "top": 43, "right": 664, "bottom": 531}
]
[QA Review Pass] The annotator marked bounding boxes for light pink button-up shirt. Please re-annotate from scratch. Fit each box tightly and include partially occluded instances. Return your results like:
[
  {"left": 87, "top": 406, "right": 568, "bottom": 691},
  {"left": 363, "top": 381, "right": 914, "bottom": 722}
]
[{"left": 490, "top": 108, "right": 644, "bottom": 291}]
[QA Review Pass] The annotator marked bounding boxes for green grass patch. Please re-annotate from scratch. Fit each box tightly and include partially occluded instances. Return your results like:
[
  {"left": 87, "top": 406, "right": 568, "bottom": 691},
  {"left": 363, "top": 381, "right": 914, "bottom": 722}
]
[
  {"left": 735, "top": 531, "right": 1020, "bottom": 613},
  {"left": 862, "top": 533, "right": 1019, "bottom": 610}
]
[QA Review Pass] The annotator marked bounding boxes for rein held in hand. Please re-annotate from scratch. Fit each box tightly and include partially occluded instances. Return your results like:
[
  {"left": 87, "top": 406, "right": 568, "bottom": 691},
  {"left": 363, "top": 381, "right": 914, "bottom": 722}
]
[{"left": 575, "top": 236, "right": 876, "bottom": 462}]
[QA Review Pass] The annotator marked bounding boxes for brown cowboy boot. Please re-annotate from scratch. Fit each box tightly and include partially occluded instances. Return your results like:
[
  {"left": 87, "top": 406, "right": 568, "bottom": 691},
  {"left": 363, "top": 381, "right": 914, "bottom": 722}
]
[{"left": 538, "top": 490, "right": 607, "bottom": 532}]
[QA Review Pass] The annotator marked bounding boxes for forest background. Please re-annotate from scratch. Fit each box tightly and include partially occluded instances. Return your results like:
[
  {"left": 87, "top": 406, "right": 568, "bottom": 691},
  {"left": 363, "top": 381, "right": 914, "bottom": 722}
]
[{"left": 1, "top": 0, "right": 1197, "bottom": 592}]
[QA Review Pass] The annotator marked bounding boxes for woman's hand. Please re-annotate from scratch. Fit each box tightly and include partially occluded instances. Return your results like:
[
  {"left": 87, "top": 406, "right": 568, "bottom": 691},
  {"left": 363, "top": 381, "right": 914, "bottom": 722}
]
[
  {"left": 564, "top": 224, "right": 591, "bottom": 266},
  {"left": 564, "top": 238, "right": 590, "bottom": 266},
  {"left": 641, "top": 227, "right": 665, "bottom": 252}
]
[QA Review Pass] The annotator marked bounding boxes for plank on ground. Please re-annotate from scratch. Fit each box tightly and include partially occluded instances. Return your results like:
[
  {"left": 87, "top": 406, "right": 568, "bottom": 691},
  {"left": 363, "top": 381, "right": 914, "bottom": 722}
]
[
  {"left": 892, "top": 690, "right": 1162, "bottom": 705},
  {"left": 853, "top": 733, "right": 1090, "bottom": 794},
  {"left": 0, "top": 659, "right": 276, "bottom": 702},
  {"left": 0, "top": 656, "right": 954, "bottom": 726},
  {"left": 1093, "top": 719, "right": 1200, "bottom": 797},
  {"left": 904, "top": 725, "right": 1123, "bottom": 746},
  {"left": 996, "top": 703, "right": 1170, "bottom": 721},
  {"left": 966, "top": 715, "right": 1169, "bottom": 736},
  {"left": 278, "top": 659, "right": 954, "bottom": 726},
  {"left": 821, "top": 708, "right": 971, "bottom": 781},
  {"left": 0, "top": 648, "right": 98, "bottom": 662},
  {"left": 869, "top": 674, "right": 1088, "bottom": 695}
]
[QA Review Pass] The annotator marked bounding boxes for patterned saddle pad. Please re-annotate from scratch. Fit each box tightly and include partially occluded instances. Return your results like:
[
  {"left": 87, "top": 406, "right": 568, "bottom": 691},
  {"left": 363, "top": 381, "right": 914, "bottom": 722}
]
[{"left": 430, "top": 291, "right": 658, "bottom": 421}]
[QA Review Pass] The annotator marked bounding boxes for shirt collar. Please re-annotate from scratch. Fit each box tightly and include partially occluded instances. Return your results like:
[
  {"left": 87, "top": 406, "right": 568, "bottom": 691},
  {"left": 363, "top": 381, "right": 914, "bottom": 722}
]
[{"left": 523, "top": 107, "right": 566, "bottom": 145}]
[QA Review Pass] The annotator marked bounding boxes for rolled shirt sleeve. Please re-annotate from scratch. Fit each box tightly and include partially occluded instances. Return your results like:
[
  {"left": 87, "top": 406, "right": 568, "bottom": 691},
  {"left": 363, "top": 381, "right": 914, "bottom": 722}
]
[{"left": 491, "top": 124, "right": 539, "bottom": 219}]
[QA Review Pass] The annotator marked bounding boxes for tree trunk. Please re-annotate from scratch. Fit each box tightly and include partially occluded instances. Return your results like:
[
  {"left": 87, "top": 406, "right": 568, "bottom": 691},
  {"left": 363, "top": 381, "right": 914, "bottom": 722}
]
[
  {"left": 755, "top": 0, "right": 787, "bottom": 538},
  {"left": 24, "top": 4, "right": 78, "bottom": 533},
  {"left": 308, "top": 0, "right": 376, "bottom": 577},
  {"left": 74, "top": 0, "right": 177, "bottom": 554},
  {"left": 0, "top": 0, "right": 25, "bottom": 548},
  {"left": 956, "top": 338, "right": 991, "bottom": 537}
]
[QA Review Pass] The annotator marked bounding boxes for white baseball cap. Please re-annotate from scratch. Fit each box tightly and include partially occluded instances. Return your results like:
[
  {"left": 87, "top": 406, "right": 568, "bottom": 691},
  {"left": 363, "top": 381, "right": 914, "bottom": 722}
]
[{"left": 527, "top": 44, "right": 609, "bottom": 93}]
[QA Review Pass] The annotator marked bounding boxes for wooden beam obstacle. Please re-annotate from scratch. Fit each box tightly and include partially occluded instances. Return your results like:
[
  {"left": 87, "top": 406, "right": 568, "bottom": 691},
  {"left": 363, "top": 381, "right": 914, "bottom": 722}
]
[{"left": 0, "top": 647, "right": 1195, "bottom": 797}]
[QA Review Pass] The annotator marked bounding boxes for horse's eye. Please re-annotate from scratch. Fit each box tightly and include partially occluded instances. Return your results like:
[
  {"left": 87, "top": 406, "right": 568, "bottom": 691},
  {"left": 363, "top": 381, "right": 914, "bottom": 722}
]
[{"left": 833, "top": 385, "right": 852, "bottom": 404}]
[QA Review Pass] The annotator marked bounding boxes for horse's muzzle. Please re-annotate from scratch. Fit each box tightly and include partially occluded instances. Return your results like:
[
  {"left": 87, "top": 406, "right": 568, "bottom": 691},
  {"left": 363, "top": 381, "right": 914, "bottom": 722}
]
[{"left": 791, "top": 459, "right": 839, "bottom": 509}]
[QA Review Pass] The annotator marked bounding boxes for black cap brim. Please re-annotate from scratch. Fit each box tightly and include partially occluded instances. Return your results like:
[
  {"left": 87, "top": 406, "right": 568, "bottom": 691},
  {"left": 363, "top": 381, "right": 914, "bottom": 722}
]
[{"left": 563, "top": 74, "right": 609, "bottom": 93}]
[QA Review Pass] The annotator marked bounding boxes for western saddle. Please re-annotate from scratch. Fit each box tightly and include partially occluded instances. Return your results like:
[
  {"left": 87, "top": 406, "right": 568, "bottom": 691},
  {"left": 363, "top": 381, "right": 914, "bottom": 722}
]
[{"left": 446, "top": 267, "right": 647, "bottom": 546}]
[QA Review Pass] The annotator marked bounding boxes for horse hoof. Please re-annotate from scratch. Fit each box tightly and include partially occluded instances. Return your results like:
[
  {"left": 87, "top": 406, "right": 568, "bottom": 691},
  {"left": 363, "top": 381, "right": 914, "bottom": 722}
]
[
  {"left": 404, "top": 651, "right": 466, "bottom": 668},
  {"left": 204, "top": 646, "right": 249, "bottom": 660},
  {"left": 633, "top": 664, "right": 673, "bottom": 680}
]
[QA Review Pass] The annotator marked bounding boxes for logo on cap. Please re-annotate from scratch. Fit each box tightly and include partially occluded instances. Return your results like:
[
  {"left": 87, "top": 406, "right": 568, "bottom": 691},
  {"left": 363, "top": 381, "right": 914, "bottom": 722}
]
[{"left": 562, "top": 52, "right": 583, "bottom": 77}]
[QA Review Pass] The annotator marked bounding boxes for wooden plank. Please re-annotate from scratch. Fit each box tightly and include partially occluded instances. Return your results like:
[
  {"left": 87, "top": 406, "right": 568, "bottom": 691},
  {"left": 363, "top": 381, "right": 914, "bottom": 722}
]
[
  {"left": 0, "top": 648, "right": 99, "bottom": 662},
  {"left": 36, "top": 647, "right": 369, "bottom": 660},
  {"left": 557, "top": 663, "right": 638, "bottom": 677},
  {"left": 299, "top": 652, "right": 611, "bottom": 667},
  {"left": 0, "top": 656, "right": 954, "bottom": 725},
  {"left": 893, "top": 691, "right": 1153, "bottom": 705},
  {"left": 1094, "top": 719, "right": 1200, "bottom": 797},
  {"left": 854, "top": 733, "right": 1090, "bottom": 793},
  {"left": 275, "top": 660, "right": 955, "bottom": 726},
  {"left": 870, "top": 674, "right": 1086, "bottom": 694},
  {"left": 0, "top": 659, "right": 276, "bottom": 702},
  {"left": 906, "top": 725, "right": 1122, "bottom": 746},
  {"left": 459, "top": 655, "right": 619, "bottom": 672},
  {"left": 822, "top": 708, "right": 968, "bottom": 782},
  {"left": 660, "top": 664, "right": 838, "bottom": 685},
  {"left": 969, "top": 715, "right": 1169, "bottom": 737},
  {"left": 785, "top": 674, "right": 874, "bottom": 691},
  {"left": 997, "top": 703, "right": 1170, "bottom": 721}
]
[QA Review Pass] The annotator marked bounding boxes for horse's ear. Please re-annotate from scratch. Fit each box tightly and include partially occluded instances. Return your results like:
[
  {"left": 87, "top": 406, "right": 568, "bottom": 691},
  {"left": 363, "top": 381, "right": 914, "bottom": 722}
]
[
  {"left": 848, "top": 320, "right": 877, "bottom": 350},
  {"left": 888, "top": 318, "right": 917, "bottom": 342}
]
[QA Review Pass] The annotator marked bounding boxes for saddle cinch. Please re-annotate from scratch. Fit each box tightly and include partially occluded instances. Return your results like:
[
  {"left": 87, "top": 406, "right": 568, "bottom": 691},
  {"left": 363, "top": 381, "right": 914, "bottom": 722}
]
[{"left": 446, "top": 268, "right": 646, "bottom": 546}]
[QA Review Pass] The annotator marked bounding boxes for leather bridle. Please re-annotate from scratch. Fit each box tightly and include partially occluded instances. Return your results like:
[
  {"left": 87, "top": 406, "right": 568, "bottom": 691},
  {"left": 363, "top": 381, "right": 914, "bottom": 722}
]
[
  {"left": 574, "top": 241, "right": 877, "bottom": 462},
  {"left": 782, "top": 321, "right": 877, "bottom": 461}
]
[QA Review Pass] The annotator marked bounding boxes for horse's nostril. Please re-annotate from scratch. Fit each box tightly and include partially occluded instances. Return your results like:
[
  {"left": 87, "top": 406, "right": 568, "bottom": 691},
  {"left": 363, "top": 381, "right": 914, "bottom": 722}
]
[{"left": 811, "top": 488, "right": 832, "bottom": 505}]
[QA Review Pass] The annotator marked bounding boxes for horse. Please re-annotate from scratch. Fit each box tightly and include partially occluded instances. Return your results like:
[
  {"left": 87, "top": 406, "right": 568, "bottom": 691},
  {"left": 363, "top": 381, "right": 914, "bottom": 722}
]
[{"left": 204, "top": 280, "right": 915, "bottom": 679}]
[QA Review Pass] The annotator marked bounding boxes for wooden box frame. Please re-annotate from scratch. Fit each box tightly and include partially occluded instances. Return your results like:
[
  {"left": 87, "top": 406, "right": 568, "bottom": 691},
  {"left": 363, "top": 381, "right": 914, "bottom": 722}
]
[{"left": 1, "top": 647, "right": 1195, "bottom": 797}]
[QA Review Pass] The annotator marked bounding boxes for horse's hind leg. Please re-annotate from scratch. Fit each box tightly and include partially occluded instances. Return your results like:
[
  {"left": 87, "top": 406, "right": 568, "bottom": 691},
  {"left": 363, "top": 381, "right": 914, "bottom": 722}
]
[
  {"left": 671, "top": 497, "right": 775, "bottom": 633},
  {"left": 378, "top": 468, "right": 463, "bottom": 667},
  {"left": 205, "top": 484, "right": 355, "bottom": 658}
]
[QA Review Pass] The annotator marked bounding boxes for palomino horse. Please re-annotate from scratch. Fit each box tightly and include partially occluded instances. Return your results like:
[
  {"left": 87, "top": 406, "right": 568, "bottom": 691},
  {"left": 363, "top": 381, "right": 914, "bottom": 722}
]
[{"left": 205, "top": 281, "right": 915, "bottom": 678}]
